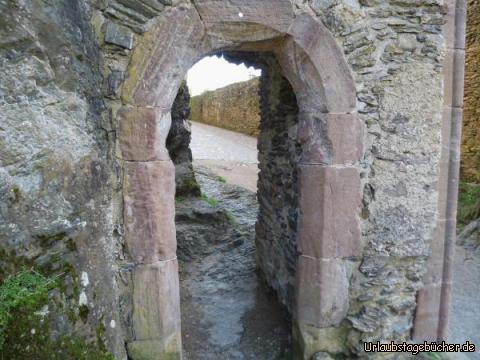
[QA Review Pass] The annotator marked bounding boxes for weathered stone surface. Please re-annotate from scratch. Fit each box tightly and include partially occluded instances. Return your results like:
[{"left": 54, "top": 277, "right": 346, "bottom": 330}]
[
  {"left": 106, "top": 70, "right": 125, "bottom": 98},
  {"left": 421, "top": 219, "right": 447, "bottom": 286},
  {"left": 105, "top": 21, "right": 134, "bottom": 49},
  {"left": 293, "top": 323, "right": 348, "bottom": 360},
  {"left": 0, "top": 0, "right": 463, "bottom": 358},
  {"left": 117, "top": 106, "right": 171, "bottom": 161},
  {"left": 124, "top": 160, "right": 176, "bottom": 263},
  {"left": 312, "top": 352, "right": 335, "bottom": 360},
  {"left": 443, "top": 49, "right": 465, "bottom": 108},
  {"left": 255, "top": 55, "right": 300, "bottom": 310},
  {"left": 127, "top": 336, "right": 182, "bottom": 360},
  {"left": 274, "top": 39, "right": 327, "bottom": 113},
  {"left": 298, "top": 112, "right": 364, "bottom": 165},
  {"left": 0, "top": 0, "right": 126, "bottom": 358},
  {"left": 195, "top": 0, "right": 294, "bottom": 42},
  {"left": 122, "top": 4, "right": 206, "bottom": 107},
  {"left": 413, "top": 283, "right": 442, "bottom": 341},
  {"left": 132, "top": 260, "right": 181, "bottom": 340},
  {"left": 166, "top": 81, "right": 201, "bottom": 197},
  {"left": 296, "top": 256, "right": 349, "bottom": 328},
  {"left": 286, "top": 13, "right": 357, "bottom": 113},
  {"left": 298, "top": 165, "right": 362, "bottom": 259}
]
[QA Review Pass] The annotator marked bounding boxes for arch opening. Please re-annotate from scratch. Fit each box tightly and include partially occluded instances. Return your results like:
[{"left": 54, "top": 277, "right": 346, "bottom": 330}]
[
  {"left": 119, "top": 4, "right": 362, "bottom": 359},
  {"left": 167, "top": 52, "right": 299, "bottom": 358}
]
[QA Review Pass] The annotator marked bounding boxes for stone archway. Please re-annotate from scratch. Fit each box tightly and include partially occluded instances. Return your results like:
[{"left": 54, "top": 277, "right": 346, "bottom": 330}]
[{"left": 117, "top": 2, "right": 363, "bottom": 359}]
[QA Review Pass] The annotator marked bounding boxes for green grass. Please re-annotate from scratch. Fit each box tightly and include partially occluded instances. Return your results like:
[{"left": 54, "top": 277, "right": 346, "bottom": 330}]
[
  {"left": 0, "top": 268, "right": 56, "bottom": 349},
  {"left": 225, "top": 211, "right": 239, "bottom": 225},
  {"left": 457, "top": 182, "right": 480, "bottom": 229},
  {"left": 201, "top": 194, "right": 219, "bottom": 207},
  {"left": 216, "top": 175, "right": 227, "bottom": 183},
  {"left": 425, "top": 352, "right": 442, "bottom": 360}
]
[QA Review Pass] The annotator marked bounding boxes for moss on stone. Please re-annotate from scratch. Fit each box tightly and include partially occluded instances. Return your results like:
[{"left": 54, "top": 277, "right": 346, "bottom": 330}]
[
  {"left": 0, "top": 268, "right": 114, "bottom": 360},
  {"left": 457, "top": 182, "right": 480, "bottom": 229},
  {"left": 179, "top": 176, "right": 201, "bottom": 197},
  {"left": 96, "top": 320, "right": 108, "bottom": 353},
  {"left": 36, "top": 232, "right": 68, "bottom": 249},
  {"left": 201, "top": 193, "right": 219, "bottom": 207},
  {"left": 79, "top": 304, "right": 90, "bottom": 323}
]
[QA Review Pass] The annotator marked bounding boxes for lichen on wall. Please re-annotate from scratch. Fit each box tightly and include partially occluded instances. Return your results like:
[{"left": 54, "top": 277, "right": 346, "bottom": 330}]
[
  {"left": 0, "top": 0, "right": 123, "bottom": 358},
  {"left": 190, "top": 78, "right": 261, "bottom": 137},
  {"left": 461, "top": 0, "right": 480, "bottom": 183}
]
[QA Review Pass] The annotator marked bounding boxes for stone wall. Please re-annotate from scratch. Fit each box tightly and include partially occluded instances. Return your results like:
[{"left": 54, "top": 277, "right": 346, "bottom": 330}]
[
  {"left": 0, "top": 0, "right": 462, "bottom": 359},
  {"left": 0, "top": 0, "right": 124, "bottom": 358},
  {"left": 314, "top": 2, "right": 444, "bottom": 351},
  {"left": 167, "top": 81, "right": 201, "bottom": 197},
  {"left": 461, "top": 0, "right": 480, "bottom": 182},
  {"left": 190, "top": 78, "right": 261, "bottom": 136},
  {"left": 256, "top": 59, "right": 300, "bottom": 311}
]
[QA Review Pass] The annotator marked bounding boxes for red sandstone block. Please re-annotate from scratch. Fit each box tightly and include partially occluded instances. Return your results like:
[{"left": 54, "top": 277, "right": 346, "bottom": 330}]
[
  {"left": 422, "top": 219, "right": 447, "bottom": 286},
  {"left": 132, "top": 260, "right": 181, "bottom": 340},
  {"left": 122, "top": 4, "right": 205, "bottom": 107},
  {"left": 298, "top": 165, "right": 362, "bottom": 259},
  {"left": 117, "top": 106, "right": 171, "bottom": 162},
  {"left": 195, "top": 0, "right": 294, "bottom": 35},
  {"left": 413, "top": 283, "right": 442, "bottom": 341},
  {"left": 287, "top": 13, "right": 357, "bottom": 113},
  {"left": 296, "top": 256, "right": 349, "bottom": 328},
  {"left": 298, "top": 112, "right": 364, "bottom": 165},
  {"left": 443, "top": 49, "right": 465, "bottom": 108},
  {"left": 124, "top": 160, "right": 177, "bottom": 263}
]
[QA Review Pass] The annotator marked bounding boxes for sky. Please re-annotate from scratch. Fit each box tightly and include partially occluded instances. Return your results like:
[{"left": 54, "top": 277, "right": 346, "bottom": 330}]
[{"left": 186, "top": 55, "right": 261, "bottom": 96}]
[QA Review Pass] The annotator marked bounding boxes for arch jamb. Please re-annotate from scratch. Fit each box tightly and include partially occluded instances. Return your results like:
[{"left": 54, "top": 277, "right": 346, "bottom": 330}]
[{"left": 119, "top": 4, "right": 362, "bottom": 359}]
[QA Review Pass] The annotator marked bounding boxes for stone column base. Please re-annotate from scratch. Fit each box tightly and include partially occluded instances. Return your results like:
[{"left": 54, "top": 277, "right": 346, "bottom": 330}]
[
  {"left": 293, "top": 321, "right": 348, "bottom": 360},
  {"left": 127, "top": 332, "right": 182, "bottom": 360}
]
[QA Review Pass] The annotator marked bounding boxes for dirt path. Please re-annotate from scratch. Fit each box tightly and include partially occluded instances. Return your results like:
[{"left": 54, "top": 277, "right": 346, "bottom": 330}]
[{"left": 190, "top": 121, "right": 259, "bottom": 192}]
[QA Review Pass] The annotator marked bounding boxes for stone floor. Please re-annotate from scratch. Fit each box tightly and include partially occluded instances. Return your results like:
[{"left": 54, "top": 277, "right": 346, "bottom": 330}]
[{"left": 176, "top": 167, "right": 291, "bottom": 360}]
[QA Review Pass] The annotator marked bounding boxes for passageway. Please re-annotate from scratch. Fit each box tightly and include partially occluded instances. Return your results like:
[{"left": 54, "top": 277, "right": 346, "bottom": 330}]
[
  {"left": 169, "top": 54, "right": 297, "bottom": 359},
  {"left": 176, "top": 167, "right": 291, "bottom": 359},
  {"left": 176, "top": 115, "right": 291, "bottom": 359}
]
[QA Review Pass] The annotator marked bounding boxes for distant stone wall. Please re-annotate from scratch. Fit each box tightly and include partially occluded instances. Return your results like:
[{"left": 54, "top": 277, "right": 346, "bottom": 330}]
[
  {"left": 190, "top": 78, "right": 261, "bottom": 136},
  {"left": 461, "top": 0, "right": 480, "bottom": 182}
]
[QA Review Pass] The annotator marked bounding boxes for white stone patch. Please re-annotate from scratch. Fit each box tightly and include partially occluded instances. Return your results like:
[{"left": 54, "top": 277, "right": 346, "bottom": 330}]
[
  {"left": 34, "top": 305, "right": 49, "bottom": 317},
  {"left": 31, "top": 328, "right": 36, "bottom": 335},
  {"left": 79, "top": 291, "right": 88, "bottom": 306},
  {"left": 110, "top": 320, "right": 116, "bottom": 329},
  {"left": 81, "top": 271, "right": 89, "bottom": 287}
]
